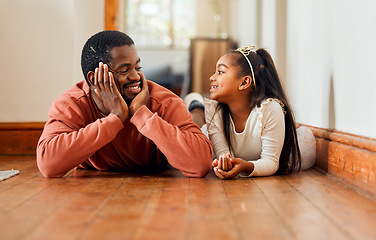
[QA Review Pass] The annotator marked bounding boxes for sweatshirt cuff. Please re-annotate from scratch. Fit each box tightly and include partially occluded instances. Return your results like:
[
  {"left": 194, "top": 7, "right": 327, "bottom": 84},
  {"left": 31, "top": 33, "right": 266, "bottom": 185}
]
[
  {"left": 130, "top": 105, "right": 154, "bottom": 130},
  {"left": 105, "top": 113, "right": 125, "bottom": 134}
]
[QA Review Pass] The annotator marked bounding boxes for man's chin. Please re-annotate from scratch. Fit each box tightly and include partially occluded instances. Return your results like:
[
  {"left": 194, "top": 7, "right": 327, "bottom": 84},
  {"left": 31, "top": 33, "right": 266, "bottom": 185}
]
[{"left": 122, "top": 94, "right": 136, "bottom": 105}]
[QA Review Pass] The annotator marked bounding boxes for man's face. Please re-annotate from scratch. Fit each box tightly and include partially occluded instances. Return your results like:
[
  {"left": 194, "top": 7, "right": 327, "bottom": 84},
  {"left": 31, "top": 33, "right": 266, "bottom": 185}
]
[{"left": 107, "top": 45, "right": 144, "bottom": 102}]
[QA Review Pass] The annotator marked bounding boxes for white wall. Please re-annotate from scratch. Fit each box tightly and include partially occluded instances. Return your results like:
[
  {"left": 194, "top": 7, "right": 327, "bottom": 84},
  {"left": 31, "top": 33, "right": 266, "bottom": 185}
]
[
  {"left": 237, "top": 0, "right": 376, "bottom": 139},
  {"left": 285, "top": 0, "right": 376, "bottom": 138}
]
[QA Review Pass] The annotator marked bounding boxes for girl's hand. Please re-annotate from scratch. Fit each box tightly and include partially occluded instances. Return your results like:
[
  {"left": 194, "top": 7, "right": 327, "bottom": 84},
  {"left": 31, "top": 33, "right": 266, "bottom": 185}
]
[
  {"left": 218, "top": 153, "right": 233, "bottom": 171},
  {"left": 212, "top": 153, "right": 233, "bottom": 172},
  {"left": 213, "top": 156, "right": 254, "bottom": 180}
]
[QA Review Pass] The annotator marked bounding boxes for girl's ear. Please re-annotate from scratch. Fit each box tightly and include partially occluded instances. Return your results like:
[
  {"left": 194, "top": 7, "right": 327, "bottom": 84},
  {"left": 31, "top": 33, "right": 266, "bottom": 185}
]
[
  {"left": 87, "top": 71, "right": 95, "bottom": 86},
  {"left": 238, "top": 76, "right": 252, "bottom": 90}
]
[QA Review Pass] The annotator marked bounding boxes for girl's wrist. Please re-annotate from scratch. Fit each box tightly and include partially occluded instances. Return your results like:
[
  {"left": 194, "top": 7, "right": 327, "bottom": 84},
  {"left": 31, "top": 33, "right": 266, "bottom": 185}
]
[{"left": 241, "top": 161, "right": 254, "bottom": 176}]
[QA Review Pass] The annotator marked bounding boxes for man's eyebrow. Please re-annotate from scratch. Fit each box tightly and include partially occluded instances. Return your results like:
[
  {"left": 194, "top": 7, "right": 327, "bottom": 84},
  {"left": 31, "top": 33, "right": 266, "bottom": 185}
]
[{"left": 118, "top": 58, "right": 141, "bottom": 68}]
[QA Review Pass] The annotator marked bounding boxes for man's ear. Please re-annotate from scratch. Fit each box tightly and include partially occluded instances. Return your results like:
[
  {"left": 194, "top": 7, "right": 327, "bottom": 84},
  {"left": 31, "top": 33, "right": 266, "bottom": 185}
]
[
  {"left": 239, "top": 76, "right": 252, "bottom": 90},
  {"left": 87, "top": 71, "right": 95, "bottom": 86}
]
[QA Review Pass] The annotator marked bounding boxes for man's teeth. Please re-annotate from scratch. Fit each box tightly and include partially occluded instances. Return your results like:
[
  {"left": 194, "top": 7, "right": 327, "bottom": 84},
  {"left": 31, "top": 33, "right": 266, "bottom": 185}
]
[
  {"left": 127, "top": 86, "right": 139, "bottom": 89},
  {"left": 211, "top": 85, "right": 218, "bottom": 89}
]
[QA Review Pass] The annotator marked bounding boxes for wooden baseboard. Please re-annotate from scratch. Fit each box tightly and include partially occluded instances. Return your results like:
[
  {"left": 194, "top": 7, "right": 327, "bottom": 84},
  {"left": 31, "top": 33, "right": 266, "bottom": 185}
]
[
  {"left": 1, "top": 122, "right": 376, "bottom": 197},
  {"left": 0, "top": 122, "right": 45, "bottom": 155},
  {"left": 302, "top": 124, "right": 376, "bottom": 197}
]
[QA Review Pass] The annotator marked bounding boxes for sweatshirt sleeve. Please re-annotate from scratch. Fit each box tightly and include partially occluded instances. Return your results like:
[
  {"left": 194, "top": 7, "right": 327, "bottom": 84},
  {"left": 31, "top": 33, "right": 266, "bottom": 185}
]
[
  {"left": 130, "top": 99, "right": 213, "bottom": 178},
  {"left": 36, "top": 95, "right": 124, "bottom": 178},
  {"left": 248, "top": 100, "right": 285, "bottom": 177},
  {"left": 204, "top": 99, "right": 230, "bottom": 159}
]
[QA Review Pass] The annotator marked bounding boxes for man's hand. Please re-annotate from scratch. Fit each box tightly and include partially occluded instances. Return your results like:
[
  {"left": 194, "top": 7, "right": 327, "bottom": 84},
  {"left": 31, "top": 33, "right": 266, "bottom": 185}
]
[
  {"left": 92, "top": 62, "right": 129, "bottom": 122},
  {"left": 129, "top": 72, "right": 150, "bottom": 116}
]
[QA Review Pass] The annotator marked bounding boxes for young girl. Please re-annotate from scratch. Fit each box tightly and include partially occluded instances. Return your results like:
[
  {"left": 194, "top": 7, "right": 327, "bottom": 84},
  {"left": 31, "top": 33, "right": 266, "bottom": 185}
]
[{"left": 186, "top": 45, "right": 315, "bottom": 179}]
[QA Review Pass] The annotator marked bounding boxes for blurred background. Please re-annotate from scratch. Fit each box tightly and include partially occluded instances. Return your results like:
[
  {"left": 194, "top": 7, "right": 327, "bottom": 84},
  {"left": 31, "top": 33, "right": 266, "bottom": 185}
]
[{"left": 0, "top": 0, "right": 375, "bottom": 140}]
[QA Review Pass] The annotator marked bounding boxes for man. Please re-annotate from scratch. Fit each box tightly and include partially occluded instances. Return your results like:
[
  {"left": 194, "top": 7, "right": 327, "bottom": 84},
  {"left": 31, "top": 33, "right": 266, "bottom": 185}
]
[{"left": 37, "top": 30, "right": 213, "bottom": 178}]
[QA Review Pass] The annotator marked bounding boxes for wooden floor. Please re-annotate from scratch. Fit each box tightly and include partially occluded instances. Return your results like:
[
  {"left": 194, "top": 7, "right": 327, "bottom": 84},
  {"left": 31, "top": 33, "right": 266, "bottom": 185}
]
[{"left": 1, "top": 156, "right": 376, "bottom": 240}]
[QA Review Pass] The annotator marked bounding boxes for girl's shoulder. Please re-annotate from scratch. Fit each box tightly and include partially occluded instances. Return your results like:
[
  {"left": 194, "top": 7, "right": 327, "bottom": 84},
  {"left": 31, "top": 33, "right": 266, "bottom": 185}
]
[
  {"left": 255, "top": 98, "right": 286, "bottom": 136},
  {"left": 203, "top": 98, "right": 220, "bottom": 117},
  {"left": 257, "top": 98, "right": 286, "bottom": 115}
]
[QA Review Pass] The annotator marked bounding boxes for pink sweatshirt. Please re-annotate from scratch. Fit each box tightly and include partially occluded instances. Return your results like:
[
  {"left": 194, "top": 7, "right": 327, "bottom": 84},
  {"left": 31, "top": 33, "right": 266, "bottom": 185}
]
[{"left": 37, "top": 80, "right": 213, "bottom": 178}]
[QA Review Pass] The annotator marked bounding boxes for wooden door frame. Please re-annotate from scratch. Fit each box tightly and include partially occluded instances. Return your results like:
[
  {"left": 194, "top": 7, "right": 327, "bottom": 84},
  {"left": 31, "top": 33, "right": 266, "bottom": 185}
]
[{"left": 105, "top": 0, "right": 119, "bottom": 30}]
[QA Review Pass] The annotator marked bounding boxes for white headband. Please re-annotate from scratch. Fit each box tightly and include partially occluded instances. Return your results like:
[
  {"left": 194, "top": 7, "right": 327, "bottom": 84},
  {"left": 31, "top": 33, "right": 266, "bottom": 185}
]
[{"left": 235, "top": 45, "right": 257, "bottom": 87}]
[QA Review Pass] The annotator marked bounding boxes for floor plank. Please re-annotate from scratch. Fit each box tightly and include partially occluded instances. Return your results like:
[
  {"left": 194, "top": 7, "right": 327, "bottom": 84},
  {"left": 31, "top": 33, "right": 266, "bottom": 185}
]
[
  {"left": 81, "top": 174, "right": 159, "bottom": 240},
  {"left": 1, "top": 156, "right": 376, "bottom": 240},
  {"left": 26, "top": 171, "right": 127, "bottom": 240},
  {"left": 282, "top": 170, "right": 376, "bottom": 240},
  {"left": 222, "top": 178, "right": 293, "bottom": 239},
  {"left": 254, "top": 174, "right": 350, "bottom": 239}
]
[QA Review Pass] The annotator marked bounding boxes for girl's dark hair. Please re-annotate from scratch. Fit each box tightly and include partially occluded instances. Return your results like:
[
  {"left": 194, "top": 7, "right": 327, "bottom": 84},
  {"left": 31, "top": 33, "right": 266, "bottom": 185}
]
[
  {"left": 81, "top": 30, "right": 134, "bottom": 86},
  {"left": 217, "top": 48, "right": 301, "bottom": 175}
]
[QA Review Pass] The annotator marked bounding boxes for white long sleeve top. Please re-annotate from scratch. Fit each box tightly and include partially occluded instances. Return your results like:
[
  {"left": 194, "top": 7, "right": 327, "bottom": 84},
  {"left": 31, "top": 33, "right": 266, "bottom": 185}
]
[{"left": 204, "top": 98, "right": 285, "bottom": 177}]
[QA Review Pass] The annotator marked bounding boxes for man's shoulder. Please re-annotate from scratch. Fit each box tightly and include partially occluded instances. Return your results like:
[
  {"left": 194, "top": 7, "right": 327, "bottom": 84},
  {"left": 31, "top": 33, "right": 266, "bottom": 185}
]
[
  {"left": 57, "top": 81, "right": 90, "bottom": 102},
  {"left": 52, "top": 81, "right": 92, "bottom": 112}
]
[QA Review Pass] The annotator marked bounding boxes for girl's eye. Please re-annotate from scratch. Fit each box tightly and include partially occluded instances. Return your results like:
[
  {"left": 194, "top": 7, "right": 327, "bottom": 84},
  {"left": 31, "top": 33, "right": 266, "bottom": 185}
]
[
  {"left": 136, "top": 67, "right": 142, "bottom": 71},
  {"left": 218, "top": 70, "right": 224, "bottom": 74}
]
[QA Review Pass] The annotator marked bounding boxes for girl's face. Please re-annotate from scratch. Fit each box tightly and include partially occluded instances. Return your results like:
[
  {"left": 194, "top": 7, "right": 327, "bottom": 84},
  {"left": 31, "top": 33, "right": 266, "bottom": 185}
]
[{"left": 209, "top": 54, "right": 244, "bottom": 103}]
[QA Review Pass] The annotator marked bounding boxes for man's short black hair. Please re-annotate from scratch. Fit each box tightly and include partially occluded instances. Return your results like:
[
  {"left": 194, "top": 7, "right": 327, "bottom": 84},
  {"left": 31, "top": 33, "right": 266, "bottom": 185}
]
[{"left": 81, "top": 30, "right": 134, "bottom": 84}]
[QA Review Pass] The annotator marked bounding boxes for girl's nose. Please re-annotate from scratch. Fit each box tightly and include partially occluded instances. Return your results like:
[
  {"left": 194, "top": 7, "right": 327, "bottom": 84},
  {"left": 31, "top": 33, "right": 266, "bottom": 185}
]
[{"left": 210, "top": 73, "right": 215, "bottom": 82}]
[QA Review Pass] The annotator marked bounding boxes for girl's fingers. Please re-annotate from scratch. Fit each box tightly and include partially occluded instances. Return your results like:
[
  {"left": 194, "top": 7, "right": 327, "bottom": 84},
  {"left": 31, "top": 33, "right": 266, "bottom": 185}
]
[
  {"left": 214, "top": 167, "right": 225, "bottom": 179},
  {"left": 218, "top": 168, "right": 235, "bottom": 179}
]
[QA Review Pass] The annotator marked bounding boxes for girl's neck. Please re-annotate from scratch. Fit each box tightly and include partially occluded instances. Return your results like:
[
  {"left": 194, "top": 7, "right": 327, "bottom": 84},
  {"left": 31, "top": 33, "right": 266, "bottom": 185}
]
[{"left": 227, "top": 95, "right": 252, "bottom": 132}]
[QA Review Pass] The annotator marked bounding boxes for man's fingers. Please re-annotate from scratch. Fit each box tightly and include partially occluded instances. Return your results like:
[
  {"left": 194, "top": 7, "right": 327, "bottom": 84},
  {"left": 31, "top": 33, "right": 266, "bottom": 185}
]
[
  {"left": 94, "top": 67, "right": 99, "bottom": 89},
  {"left": 108, "top": 72, "right": 117, "bottom": 95},
  {"left": 140, "top": 72, "right": 149, "bottom": 91},
  {"left": 103, "top": 64, "right": 109, "bottom": 90},
  {"left": 97, "top": 62, "right": 105, "bottom": 90}
]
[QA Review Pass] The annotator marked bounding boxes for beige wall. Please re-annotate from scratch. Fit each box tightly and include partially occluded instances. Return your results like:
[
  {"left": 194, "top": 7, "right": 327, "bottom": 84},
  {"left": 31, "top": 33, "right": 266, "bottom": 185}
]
[
  {"left": 1, "top": 0, "right": 375, "bottom": 139},
  {"left": 0, "top": 0, "right": 74, "bottom": 122},
  {"left": 0, "top": 0, "right": 104, "bottom": 122}
]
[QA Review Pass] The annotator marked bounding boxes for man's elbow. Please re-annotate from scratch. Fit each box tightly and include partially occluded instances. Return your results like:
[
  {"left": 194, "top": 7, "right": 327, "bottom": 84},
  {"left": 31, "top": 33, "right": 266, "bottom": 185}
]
[
  {"left": 37, "top": 149, "right": 66, "bottom": 178},
  {"left": 194, "top": 164, "right": 212, "bottom": 178},
  {"left": 37, "top": 158, "right": 66, "bottom": 178},
  {"left": 182, "top": 154, "right": 213, "bottom": 178},
  {"left": 38, "top": 166, "right": 65, "bottom": 178}
]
